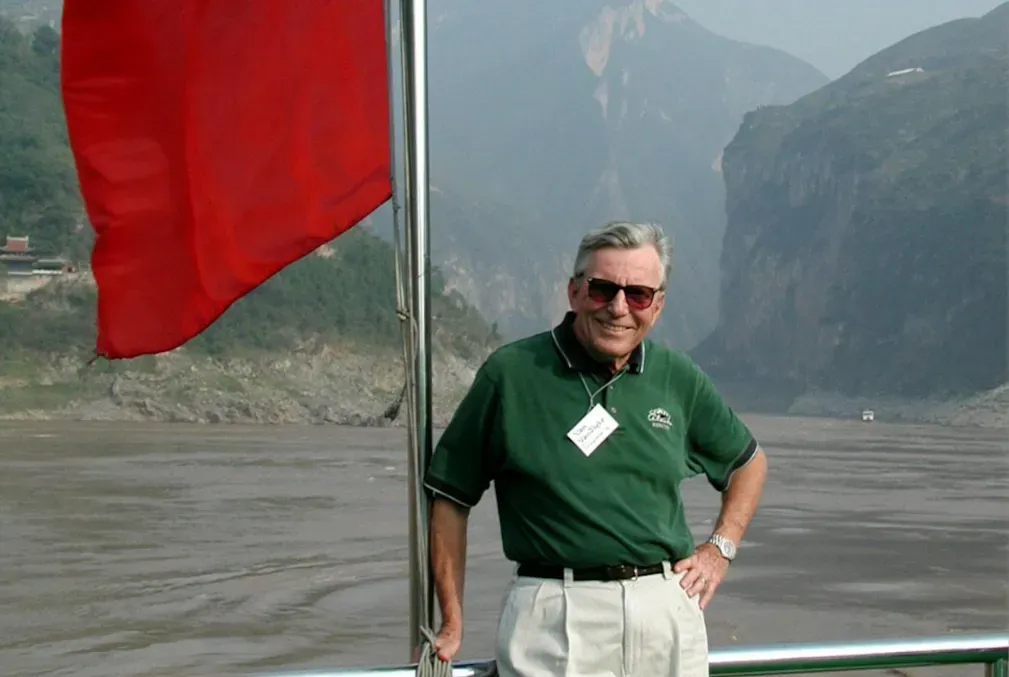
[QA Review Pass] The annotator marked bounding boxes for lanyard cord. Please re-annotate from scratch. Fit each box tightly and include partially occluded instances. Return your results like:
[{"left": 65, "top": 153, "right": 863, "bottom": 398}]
[{"left": 578, "top": 369, "right": 627, "bottom": 410}]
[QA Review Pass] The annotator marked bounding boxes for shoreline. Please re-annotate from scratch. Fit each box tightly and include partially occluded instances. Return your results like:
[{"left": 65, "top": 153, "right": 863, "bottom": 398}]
[
  {"left": 1, "top": 351, "right": 1005, "bottom": 429},
  {"left": 0, "top": 346, "right": 482, "bottom": 428},
  {"left": 783, "top": 385, "right": 1009, "bottom": 429},
  {"left": 1, "top": 393, "right": 1005, "bottom": 430}
]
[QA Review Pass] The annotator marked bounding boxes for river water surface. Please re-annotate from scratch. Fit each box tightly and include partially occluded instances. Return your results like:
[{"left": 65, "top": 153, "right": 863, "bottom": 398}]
[{"left": 0, "top": 417, "right": 1006, "bottom": 677}]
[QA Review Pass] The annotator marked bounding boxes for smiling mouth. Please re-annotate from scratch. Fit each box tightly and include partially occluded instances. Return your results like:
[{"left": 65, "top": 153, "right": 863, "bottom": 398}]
[{"left": 598, "top": 320, "right": 632, "bottom": 333}]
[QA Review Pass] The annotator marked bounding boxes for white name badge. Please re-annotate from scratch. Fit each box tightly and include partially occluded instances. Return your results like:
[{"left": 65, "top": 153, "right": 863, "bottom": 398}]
[{"left": 566, "top": 404, "right": 619, "bottom": 457}]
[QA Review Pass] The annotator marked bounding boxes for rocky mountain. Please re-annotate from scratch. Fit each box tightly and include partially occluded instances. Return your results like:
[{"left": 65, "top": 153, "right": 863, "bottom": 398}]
[
  {"left": 421, "top": 0, "right": 828, "bottom": 347},
  {"left": 693, "top": 3, "right": 1008, "bottom": 402}
]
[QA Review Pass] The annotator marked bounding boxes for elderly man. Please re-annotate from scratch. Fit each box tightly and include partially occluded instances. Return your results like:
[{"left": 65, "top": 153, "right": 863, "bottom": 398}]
[{"left": 424, "top": 221, "right": 768, "bottom": 677}]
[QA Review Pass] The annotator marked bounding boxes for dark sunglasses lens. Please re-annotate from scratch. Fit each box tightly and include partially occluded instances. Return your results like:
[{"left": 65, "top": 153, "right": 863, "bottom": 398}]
[
  {"left": 587, "top": 279, "right": 620, "bottom": 303},
  {"left": 625, "top": 287, "right": 654, "bottom": 309}
]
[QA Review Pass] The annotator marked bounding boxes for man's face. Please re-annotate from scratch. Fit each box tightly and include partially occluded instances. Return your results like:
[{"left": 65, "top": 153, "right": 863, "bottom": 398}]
[{"left": 566, "top": 245, "right": 666, "bottom": 368}]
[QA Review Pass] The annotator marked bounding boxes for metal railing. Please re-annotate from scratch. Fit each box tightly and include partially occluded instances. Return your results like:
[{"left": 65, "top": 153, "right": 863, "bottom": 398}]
[{"left": 259, "top": 633, "right": 1007, "bottom": 677}]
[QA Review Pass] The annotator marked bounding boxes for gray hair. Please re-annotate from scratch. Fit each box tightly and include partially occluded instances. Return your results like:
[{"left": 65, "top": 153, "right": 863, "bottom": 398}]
[{"left": 571, "top": 221, "right": 672, "bottom": 289}]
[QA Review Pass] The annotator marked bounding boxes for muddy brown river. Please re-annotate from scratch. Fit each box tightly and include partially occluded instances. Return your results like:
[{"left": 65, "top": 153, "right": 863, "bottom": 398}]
[{"left": 0, "top": 416, "right": 1005, "bottom": 677}]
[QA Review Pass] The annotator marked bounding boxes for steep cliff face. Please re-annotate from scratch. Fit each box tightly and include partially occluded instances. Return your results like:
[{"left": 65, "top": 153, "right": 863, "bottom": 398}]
[
  {"left": 423, "top": 0, "right": 827, "bottom": 346},
  {"left": 694, "top": 3, "right": 1008, "bottom": 399}
]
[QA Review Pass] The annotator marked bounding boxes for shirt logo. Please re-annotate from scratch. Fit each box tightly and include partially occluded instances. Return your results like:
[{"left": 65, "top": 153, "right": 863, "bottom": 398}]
[{"left": 647, "top": 407, "right": 672, "bottom": 430}]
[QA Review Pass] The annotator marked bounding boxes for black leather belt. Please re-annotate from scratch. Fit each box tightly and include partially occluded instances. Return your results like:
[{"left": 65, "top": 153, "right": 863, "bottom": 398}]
[{"left": 517, "top": 562, "right": 666, "bottom": 581}]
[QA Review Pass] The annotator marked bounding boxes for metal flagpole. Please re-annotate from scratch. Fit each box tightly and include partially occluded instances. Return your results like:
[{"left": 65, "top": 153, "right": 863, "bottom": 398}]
[{"left": 397, "top": 0, "right": 435, "bottom": 658}]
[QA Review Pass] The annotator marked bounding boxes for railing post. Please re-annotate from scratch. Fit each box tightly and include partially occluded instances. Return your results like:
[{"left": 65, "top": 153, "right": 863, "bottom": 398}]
[{"left": 986, "top": 656, "right": 1008, "bottom": 677}]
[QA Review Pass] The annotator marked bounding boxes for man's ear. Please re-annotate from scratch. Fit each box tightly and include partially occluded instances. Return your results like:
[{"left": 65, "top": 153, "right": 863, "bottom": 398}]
[{"left": 651, "top": 290, "right": 667, "bottom": 324}]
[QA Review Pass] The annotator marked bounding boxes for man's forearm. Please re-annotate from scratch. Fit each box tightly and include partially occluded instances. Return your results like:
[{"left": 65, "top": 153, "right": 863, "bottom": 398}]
[
  {"left": 430, "top": 497, "right": 470, "bottom": 628},
  {"left": 713, "top": 447, "right": 768, "bottom": 544}
]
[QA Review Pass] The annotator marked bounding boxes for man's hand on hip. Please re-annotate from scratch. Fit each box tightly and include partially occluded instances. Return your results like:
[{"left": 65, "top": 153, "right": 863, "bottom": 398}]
[{"left": 673, "top": 543, "right": 729, "bottom": 610}]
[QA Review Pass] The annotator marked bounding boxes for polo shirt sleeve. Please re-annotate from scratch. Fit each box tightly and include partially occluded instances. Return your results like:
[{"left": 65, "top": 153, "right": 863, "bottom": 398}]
[
  {"left": 684, "top": 362, "right": 758, "bottom": 492},
  {"left": 424, "top": 361, "right": 500, "bottom": 508}
]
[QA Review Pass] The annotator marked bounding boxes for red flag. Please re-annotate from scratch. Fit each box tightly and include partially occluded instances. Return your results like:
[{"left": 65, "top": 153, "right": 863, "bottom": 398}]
[{"left": 61, "top": 1, "right": 391, "bottom": 359}]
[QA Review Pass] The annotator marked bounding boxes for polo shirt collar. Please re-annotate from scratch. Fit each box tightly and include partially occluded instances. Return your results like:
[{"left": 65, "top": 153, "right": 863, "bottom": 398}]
[{"left": 550, "top": 311, "right": 646, "bottom": 375}]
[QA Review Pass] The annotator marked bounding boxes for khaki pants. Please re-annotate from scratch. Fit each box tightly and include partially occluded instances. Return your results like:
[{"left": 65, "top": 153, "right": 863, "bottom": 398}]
[{"left": 495, "top": 561, "right": 709, "bottom": 677}]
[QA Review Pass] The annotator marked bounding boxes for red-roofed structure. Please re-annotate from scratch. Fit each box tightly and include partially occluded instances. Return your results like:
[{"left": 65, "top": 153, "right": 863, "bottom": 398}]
[{"left": 1, "top": 235, "right": 39, "bottom": 275}]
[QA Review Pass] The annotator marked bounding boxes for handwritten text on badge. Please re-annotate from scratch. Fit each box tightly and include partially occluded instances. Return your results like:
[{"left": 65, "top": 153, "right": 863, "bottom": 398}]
[{"left": 566, "top": 403, "right": 619, "bottom": 457}]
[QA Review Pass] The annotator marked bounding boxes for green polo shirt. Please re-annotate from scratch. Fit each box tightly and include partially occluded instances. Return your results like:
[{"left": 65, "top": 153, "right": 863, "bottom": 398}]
[{"left": 425, "top": 312, "right": 758, "bottom": 569}]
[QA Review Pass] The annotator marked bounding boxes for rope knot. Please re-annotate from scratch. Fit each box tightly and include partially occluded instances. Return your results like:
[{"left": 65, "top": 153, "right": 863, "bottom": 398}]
[{"left": 415, "top": 626, "right": 452, "bottom": 677}]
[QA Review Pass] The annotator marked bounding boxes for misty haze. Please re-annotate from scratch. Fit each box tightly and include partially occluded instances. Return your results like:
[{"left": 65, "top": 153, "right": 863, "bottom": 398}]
[{"left": 0, "top": 1, "right": 1006, "bottom": 676}]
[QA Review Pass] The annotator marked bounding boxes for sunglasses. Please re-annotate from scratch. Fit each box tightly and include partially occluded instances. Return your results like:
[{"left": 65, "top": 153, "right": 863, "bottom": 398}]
[{"left": 583, "top": 277, "right": 660, "bottom": 310}]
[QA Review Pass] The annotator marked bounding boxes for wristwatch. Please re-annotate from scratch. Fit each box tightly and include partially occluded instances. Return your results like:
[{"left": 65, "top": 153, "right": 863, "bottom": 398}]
[{"left": 707, "top": 534, "right": 737, "bottom": 561}]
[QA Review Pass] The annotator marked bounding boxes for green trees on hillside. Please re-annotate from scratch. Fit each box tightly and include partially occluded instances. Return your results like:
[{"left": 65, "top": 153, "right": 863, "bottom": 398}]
[
  {"left": 1, "top": 225, "right": 497, "bottom": 361},
  {"left": 190, "top": 226, "right": 497, "bottom": 359},
  {"left": 0, "top": 18, "right": 497, "bottom": 361},
  {"left": 0, "top": 19, "right": 86, "bottom": 259}
]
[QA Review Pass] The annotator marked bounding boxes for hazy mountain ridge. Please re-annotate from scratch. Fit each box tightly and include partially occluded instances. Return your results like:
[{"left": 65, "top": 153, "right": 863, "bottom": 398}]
[
  {"left": 0, "top": 0, "right": 58, "bottom": 30},
  {"left": 425, "top": 0, "right": 828, "bottom": 347},
  {"left": 693, "top": 3, "right": 1008, "bottom": 407}
]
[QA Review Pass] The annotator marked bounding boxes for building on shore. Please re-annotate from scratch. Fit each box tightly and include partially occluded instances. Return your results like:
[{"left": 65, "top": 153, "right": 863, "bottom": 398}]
[
  {"left": 0, "top": 235, "right": 36, "bottom": 274},
  {"left": 1, "top": 235, "right": 77, "bottom": 298}
]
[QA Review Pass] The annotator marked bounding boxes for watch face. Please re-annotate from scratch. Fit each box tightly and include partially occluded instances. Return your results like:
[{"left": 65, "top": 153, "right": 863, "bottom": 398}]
[{"left": 712, "top": 535, "right": 736, "bottom": 559}]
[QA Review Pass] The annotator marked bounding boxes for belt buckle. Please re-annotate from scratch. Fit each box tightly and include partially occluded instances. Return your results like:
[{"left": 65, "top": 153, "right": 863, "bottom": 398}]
[
  {"left": 613, "top": 564, "right": 637, "bottom": 581},
  {"left": 604, "top": 564, "right": 639, "bottom": 581}
]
